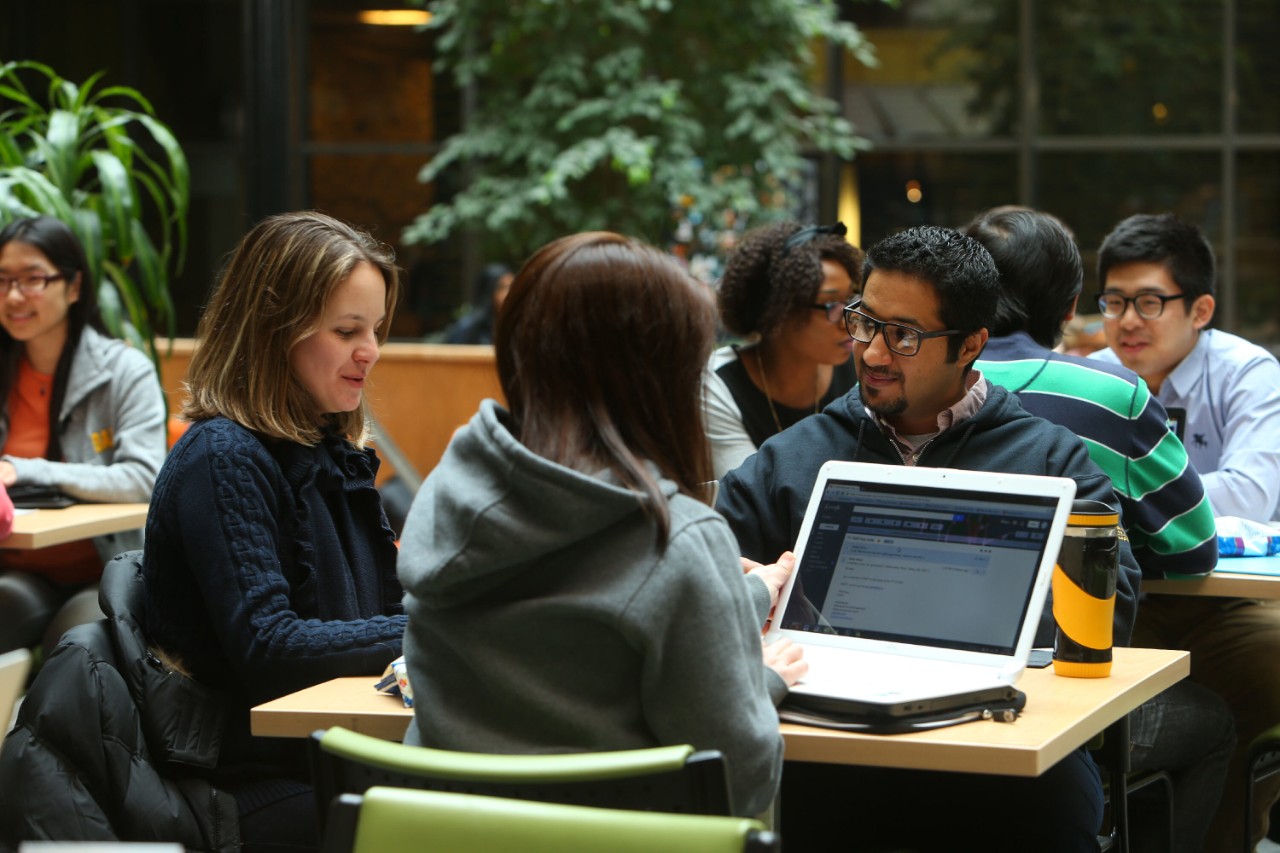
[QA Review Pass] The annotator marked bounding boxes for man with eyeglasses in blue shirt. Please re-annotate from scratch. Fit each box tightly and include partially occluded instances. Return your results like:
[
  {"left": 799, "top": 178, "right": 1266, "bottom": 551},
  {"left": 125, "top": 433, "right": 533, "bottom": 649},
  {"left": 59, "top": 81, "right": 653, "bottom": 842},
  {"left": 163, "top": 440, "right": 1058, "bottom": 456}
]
[
  {"left": 1091, "top": 212, "right": 1280, "bottom": 852},
  {"left": 1091, "top": 212, "right": 1280, "bottom": 524},
  {"left": 717, "top": 224, "right": 1140, "bottom": 853}
]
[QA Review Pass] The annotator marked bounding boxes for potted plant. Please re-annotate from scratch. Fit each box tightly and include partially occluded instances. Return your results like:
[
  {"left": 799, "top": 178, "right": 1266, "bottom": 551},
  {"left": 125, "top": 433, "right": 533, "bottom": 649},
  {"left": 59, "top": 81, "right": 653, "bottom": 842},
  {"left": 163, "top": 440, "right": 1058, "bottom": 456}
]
[{"left": 0, "top": 60, "right": 189, "bottom": 367}]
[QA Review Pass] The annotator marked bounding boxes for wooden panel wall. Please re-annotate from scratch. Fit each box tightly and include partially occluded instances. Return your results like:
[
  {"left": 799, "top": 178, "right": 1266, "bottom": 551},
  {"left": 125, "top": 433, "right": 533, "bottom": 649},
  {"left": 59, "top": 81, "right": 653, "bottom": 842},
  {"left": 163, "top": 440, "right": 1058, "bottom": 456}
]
[{"left": 158, "top": 340, "right": 503, "bottom": 479}]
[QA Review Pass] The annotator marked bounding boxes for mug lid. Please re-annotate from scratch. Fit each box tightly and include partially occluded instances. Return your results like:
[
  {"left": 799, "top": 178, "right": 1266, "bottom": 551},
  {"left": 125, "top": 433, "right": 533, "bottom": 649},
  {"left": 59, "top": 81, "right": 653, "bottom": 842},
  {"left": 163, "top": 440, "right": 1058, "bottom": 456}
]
[{"left": 1068, "top": 498, "right": 1120, "bottom": 527}]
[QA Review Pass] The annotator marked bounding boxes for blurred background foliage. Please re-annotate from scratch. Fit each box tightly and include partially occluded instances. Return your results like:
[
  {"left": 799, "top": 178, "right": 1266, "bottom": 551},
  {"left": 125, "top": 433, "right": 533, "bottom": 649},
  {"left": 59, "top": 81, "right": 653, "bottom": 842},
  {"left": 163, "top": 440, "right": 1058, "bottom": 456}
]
[{"left": 403, "top": 0, "right": 885, "bottom": 266}]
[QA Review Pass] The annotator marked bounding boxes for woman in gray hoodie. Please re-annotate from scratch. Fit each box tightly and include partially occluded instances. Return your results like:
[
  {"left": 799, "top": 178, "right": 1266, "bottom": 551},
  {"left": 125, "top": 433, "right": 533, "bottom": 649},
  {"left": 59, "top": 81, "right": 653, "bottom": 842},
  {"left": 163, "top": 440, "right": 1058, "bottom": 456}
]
[{"left": 398, "top": 231, "right": 802, "bottom": 819}]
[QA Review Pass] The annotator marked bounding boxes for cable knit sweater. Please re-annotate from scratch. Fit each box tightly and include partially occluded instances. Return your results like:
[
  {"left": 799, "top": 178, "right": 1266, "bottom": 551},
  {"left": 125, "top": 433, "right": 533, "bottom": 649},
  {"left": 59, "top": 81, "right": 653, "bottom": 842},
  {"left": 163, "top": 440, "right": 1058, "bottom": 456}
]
[{"left": 141, "top": 416, "right": 407, "bottom": 772}]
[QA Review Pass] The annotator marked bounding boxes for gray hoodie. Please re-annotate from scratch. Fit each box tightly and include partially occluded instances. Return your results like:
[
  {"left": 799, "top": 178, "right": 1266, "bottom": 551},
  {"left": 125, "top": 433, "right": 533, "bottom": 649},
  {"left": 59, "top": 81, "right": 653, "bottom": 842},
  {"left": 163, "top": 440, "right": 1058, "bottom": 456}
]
[{"left": 398, "top": 399, "right": 784, "bottom": 818}]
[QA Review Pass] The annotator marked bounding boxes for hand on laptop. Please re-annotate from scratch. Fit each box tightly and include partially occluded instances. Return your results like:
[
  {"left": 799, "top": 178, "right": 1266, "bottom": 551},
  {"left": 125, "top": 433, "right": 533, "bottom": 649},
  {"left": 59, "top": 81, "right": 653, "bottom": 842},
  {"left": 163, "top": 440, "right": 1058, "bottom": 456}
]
[
  {"left": 762, "top": 636, "right": 807, "bottom": 687},
  {"left": 742, "top": 550, "right": 796, "bottom": 611}
]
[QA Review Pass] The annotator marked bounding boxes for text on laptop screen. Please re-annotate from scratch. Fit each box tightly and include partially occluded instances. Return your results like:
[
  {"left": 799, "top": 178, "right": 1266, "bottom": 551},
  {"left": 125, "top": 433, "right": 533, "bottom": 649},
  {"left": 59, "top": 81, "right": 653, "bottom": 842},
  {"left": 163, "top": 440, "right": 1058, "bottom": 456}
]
[{"left": 780, "top": 478, "right": 1060, "bottom": 655}]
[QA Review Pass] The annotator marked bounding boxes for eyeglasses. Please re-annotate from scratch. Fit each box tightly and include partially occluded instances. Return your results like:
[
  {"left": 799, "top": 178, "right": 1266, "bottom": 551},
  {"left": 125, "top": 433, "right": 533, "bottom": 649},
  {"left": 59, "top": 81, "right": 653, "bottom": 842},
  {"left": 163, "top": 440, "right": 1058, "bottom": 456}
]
[
  {"left": 0, "top": 272, "right": 64, "bottom": 295},
  {"left": 1096, "top": 291, "right": 1193, "bottom": 320},
  {"left": 842, "top": 303, "right": 966, "bottom": 357},
  {"left": 811, "top": 301, "right": 854, "bottom": 324}
]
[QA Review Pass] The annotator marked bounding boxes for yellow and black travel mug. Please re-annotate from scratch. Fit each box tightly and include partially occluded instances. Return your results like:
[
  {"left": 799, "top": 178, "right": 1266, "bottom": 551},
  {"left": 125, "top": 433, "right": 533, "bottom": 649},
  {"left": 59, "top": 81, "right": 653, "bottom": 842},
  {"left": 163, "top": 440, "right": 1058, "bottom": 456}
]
[{"left": 1052, "top": 499, "right": 1120, "bottom": 678}]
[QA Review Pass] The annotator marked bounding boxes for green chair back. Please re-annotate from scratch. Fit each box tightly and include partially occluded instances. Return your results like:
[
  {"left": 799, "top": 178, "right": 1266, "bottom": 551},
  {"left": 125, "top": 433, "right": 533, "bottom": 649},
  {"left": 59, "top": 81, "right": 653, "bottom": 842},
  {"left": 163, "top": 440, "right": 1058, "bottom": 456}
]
[
  {"left": 325, "top": 786, "right": 778, "bottom": 853},
  {"left": 309, "top": 726, "right": 733, "bottom": 833}
]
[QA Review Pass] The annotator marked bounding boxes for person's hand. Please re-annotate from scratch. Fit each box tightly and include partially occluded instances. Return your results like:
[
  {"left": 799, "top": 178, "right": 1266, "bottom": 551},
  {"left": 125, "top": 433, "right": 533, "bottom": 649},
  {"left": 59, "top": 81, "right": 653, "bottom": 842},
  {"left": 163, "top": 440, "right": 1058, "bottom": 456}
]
[
  {"left": 0, "top": 460, "right": 16, "bottom": 487},
  {"left": 742, "top": 551, "right": 796, "bottom": 610},
  {"left": 762, "top": 636, "right": 807, "bottom": 687}
]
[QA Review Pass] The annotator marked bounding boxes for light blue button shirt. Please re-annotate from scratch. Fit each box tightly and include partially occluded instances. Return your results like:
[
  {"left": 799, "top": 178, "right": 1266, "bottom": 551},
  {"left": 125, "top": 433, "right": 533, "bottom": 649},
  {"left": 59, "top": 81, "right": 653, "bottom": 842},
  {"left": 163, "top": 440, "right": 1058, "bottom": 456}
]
[{"left": 1093, "top": 329, "right": 1280, "bottom": 521}]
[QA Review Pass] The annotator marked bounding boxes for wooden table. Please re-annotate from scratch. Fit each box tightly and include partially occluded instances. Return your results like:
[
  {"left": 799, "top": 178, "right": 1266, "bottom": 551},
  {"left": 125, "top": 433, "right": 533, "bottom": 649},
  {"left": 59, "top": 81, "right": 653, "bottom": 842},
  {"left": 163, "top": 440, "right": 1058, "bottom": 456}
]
[
  {"left": 251, "top": 647, "right": 1188, "bottom": 779},
  {"left": 3, "top": 503, "right": 150, "bottom": 550},
  {"left": 1144, "top": 556, "right": 1280, "bottom": 599}
]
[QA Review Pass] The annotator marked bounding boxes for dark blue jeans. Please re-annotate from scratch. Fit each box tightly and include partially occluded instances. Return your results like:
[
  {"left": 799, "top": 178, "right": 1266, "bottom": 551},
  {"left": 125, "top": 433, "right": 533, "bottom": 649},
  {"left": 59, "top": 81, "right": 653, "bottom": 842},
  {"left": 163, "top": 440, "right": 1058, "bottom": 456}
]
[
  {"left": 1125, "top": 680, "right": 1236, "bottom": 853},
  {"left": 780, "top": 746, "right": 1104, "bottom": 852}
]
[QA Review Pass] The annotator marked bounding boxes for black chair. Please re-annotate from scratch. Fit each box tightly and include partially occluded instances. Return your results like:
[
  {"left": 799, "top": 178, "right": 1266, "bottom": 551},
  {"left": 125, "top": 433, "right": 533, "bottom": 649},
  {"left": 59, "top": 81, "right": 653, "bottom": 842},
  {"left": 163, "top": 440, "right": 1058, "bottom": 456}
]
[
  {"left": 309, "top": 726, "right": 734, "bottom": 835},
  {"left": 1245, "top": 722, "right": 1280, "bottom": 852}
]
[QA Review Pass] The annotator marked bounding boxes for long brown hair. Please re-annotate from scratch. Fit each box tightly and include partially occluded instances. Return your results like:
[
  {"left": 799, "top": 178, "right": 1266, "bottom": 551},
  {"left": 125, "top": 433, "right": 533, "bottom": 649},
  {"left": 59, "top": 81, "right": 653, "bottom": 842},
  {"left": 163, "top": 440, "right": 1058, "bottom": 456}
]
[
  {"left": 496, "top": 232, "right": 717, "bottom": 549},
  {"left": 183, "top": 211, "right": 399, "bottom": 446}
]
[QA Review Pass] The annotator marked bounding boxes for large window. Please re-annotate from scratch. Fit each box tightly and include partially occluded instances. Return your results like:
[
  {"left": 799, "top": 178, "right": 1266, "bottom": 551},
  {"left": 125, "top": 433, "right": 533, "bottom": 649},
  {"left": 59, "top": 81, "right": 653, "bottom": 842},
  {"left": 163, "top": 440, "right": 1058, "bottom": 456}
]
[{"left": 841, "top": 0, "right": 1280, "bottom": 349}]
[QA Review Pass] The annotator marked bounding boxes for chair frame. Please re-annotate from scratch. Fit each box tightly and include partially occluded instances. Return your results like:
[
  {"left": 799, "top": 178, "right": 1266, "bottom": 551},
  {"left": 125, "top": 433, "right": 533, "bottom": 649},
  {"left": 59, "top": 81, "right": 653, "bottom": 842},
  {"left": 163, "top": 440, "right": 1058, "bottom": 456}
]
[
  {"left": 309, "top": 727, "right": 734, "bottom": 837},
  {"left": 322, "top": 788, "right": 780, "bottom": 853}
]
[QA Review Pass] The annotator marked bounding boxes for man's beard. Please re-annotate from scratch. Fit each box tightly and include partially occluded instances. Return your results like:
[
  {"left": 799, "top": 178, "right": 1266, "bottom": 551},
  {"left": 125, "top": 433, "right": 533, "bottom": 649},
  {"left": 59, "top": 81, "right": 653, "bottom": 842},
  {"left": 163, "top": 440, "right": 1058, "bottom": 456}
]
[{"left": 863, "top": 391, "right": 907, "bottom": 419}]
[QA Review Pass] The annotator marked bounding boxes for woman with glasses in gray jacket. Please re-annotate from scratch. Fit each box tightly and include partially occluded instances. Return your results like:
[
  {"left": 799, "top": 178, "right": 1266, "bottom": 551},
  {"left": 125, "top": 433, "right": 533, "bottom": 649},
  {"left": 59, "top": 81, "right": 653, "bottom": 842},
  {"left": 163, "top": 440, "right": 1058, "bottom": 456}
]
[{"left": 0, "top": 216, "right": 167, "bottom": 655}]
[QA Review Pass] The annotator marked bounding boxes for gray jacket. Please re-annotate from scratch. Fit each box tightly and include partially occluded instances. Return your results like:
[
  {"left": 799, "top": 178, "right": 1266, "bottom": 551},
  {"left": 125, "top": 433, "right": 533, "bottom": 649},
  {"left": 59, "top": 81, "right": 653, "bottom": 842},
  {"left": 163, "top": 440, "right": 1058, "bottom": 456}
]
[
  {"left": 398, "top": 399, "right": 785, "bottom": 818},
  {"left": 1, "top": 327, "right": 167, "bottom": 561}
]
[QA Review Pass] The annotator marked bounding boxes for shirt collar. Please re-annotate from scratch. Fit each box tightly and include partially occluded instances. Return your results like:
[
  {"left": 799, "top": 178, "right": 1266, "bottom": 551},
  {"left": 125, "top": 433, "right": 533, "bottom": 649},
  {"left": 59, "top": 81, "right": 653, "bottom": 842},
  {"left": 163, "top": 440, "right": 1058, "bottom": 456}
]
[{"left": 871, "top": 370, "right": 988, "bottom": 457}]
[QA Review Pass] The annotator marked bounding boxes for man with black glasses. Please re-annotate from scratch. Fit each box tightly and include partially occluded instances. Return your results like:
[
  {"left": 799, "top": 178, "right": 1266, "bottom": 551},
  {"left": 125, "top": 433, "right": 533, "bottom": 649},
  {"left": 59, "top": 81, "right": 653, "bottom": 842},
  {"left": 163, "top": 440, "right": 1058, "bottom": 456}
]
[
  {"left": 716, "top": 225, "right": 1140, "bottom": 853},
  {"left": 1091, "top": 212, "right": 1280, "bottom": 523},
  {"left": 1090, "top": 212, "right": 1280, "bottom": 852}
]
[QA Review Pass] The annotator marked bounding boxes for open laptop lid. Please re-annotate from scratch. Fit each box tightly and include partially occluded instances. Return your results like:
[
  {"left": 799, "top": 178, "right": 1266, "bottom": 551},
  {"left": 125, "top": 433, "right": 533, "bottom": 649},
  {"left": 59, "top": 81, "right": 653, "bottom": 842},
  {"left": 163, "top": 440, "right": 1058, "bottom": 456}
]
[{"left": 764, "top": 461, "right": 1076, "bottom": 676}]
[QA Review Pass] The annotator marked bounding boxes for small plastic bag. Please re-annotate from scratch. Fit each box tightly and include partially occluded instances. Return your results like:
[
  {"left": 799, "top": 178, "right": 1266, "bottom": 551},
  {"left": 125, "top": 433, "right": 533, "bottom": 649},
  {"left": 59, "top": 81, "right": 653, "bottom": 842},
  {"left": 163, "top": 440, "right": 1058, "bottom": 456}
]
[
  {"left": 1216, "top": 516, "right": 1280, "bottom": 558},
  {"left": 374, "top": 655, "right": 414, "bottom": 708}
]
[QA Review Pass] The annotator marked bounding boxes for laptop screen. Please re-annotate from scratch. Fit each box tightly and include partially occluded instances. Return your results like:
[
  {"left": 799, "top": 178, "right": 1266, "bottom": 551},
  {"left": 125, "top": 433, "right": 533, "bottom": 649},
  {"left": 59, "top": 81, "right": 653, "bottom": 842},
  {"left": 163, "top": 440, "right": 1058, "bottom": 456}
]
[{"left": 779, "top": 477, "right": 1061, "bottom": 655}]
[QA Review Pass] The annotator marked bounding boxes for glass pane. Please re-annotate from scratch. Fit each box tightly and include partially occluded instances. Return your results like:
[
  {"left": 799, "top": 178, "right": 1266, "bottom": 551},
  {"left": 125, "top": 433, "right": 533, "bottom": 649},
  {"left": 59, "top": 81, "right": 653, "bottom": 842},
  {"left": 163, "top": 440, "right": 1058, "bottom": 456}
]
[
  {"left": 1237, "top": 0, "right": 1280, "bottom": 134},
  {"left": 1036, "top": 152, "right": 1220, "bottom": 296},
  {"left": 1237, "top": 153, "right": 1280, "bottom": 348},
  {"left": 310, "top": 153, "right": 441, "bottom": 337},
  {"left": 308, "top": 8, "right": 436, "bottom": 144},
  {"left": 1036, "top": 0, "right": 1222, "bottom": 135},
  {"left": 843, "top": 1, "right": 1013, "bottom": 142},
  {"left": 854, "top": 152, "right": 1018, "bottom": 249}
]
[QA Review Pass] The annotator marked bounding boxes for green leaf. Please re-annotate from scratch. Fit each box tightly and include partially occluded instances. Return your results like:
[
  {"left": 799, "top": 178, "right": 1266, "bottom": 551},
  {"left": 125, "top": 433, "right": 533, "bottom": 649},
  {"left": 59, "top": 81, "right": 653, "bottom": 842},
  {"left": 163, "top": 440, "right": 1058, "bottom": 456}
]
[
  {"left": 90, "top": 149, "right": 137, "bottom": 261},
  {"left": 0, "top": 167, "right": 76, "bottom": 220},
  {"left": 43, "top": 110, "right": 83, "bottom": 195}
]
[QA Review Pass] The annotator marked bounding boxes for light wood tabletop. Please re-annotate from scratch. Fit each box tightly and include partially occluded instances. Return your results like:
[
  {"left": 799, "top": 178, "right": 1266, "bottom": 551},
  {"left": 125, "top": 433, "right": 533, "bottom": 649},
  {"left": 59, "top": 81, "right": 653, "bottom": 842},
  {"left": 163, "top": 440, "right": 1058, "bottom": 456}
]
[
  {"left": 2, "top": 503, "right": 149, "bottom": 550},
  {"left": 1144, "top": 557, "right": 1280, "bottom": 599},
  {"left": 251, "top": 646, "right": 1188, "bottom": 779},
  {"left": 779, "top": 646, "right": 1187, "bottom": 776}
]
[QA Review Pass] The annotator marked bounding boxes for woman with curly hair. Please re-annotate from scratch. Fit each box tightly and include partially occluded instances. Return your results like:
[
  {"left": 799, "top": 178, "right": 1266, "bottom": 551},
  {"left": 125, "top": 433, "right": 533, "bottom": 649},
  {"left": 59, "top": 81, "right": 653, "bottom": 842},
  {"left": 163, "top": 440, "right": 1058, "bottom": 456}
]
[{"left": 704, "top": 221, "right": 863, "bottom": 478}]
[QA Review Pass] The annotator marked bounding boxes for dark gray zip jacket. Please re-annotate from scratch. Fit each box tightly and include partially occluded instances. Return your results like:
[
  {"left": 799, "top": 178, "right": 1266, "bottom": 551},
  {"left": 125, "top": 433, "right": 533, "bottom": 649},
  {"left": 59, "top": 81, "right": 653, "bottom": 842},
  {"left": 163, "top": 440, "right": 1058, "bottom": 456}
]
[{"left": 716, "top": 382, "right": 1141, "bottom": 648}]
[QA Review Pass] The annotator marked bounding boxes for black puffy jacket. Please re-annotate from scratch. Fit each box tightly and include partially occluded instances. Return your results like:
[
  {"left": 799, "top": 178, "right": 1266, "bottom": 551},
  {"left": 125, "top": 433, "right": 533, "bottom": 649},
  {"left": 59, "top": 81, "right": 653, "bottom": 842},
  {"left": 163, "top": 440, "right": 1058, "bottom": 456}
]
[{"left": 0, "top": 551, "right": 239, "bottom": 851}]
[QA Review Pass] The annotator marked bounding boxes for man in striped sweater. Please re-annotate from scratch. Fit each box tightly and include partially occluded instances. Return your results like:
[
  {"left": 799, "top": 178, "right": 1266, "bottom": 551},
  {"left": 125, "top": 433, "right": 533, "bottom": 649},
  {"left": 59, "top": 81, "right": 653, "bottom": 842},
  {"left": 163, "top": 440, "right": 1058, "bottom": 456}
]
[{"left": 967, "top": 206, "right": 1233, "bottom": 853}]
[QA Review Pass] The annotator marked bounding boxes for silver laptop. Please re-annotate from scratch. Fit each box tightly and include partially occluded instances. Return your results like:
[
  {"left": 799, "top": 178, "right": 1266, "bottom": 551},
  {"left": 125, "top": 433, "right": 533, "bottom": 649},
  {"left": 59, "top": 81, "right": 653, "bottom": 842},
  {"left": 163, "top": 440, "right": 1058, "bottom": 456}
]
[{"left": 766, "top": 461, "right": 1075, "bottom": 719}]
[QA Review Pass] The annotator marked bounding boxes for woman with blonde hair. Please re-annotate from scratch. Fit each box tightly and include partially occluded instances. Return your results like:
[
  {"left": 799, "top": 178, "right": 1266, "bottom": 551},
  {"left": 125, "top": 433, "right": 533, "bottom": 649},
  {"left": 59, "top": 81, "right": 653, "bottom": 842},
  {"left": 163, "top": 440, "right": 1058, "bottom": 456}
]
[
  {"left": 398, "top": 231, "right": 803, "bottom": 821},
  {"left": 140, "top": 211, "right": 408, "bottom": 851}
]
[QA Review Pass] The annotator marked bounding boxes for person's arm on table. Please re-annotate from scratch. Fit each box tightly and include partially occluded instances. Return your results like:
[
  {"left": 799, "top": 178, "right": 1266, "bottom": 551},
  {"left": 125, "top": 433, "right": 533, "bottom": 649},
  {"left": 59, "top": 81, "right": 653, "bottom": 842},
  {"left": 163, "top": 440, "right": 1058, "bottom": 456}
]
[
  {"left": 1112, "top": 389, "right": 1217, "bottom": 578},
  {"left": 632, "top": 517, "right": 786, "bottom": 819},
  {"left": 1, "top": 351, "right": 167, "bottom": 502}
]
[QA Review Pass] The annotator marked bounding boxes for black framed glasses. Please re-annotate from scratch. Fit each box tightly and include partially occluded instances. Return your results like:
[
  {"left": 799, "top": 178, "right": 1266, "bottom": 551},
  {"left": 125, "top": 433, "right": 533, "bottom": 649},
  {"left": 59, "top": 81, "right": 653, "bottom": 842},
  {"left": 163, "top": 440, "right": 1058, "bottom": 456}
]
[
  {"left": 810, "top": 301, "right": 853, "bottom": 324},
  {"left": 0, "top": 272, "right": 64, "bottom": 295},
  {"left": 1095, "top": 291, "right": 1193, "bottom": 320},
  {"left": 842, "top": 303, "right": 966, "bottom": 357}
]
